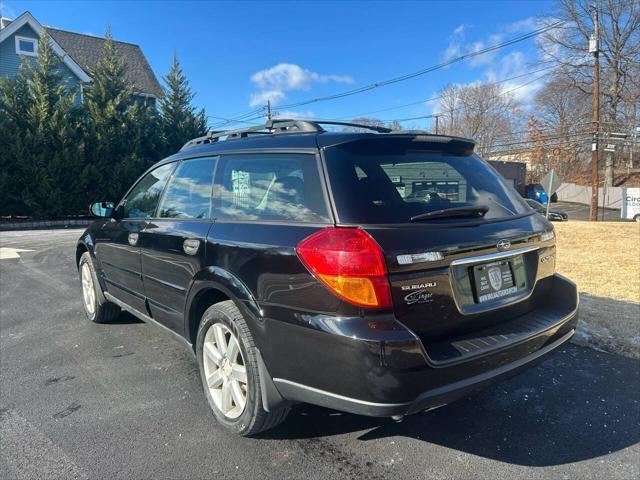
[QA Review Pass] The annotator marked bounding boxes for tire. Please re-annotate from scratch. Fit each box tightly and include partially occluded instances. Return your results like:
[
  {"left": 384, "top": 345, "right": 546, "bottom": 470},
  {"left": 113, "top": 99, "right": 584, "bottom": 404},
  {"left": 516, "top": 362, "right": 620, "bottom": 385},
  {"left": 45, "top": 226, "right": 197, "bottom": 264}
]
[
  {"left": 79, "top": 252, "right": 120, "bottom": 323},
  {"left": 634, "top": 214, "right": 640, "bottom": 222},
  {"left": 196, "top": 300, "right": 290, "bottom": 436}
]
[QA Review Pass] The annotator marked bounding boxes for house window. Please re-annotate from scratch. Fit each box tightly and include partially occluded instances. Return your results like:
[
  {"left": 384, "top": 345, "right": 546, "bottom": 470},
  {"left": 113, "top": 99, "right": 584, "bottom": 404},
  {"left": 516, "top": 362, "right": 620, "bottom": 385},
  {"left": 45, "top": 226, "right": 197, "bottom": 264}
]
[{"left": 15, "top": 36, "right": 37, "bottom": 56}]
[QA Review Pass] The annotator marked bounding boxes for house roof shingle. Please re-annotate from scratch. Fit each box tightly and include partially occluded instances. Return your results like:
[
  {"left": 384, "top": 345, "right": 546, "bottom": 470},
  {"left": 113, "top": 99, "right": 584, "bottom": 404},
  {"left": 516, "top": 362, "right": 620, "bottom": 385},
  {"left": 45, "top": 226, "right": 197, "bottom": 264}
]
[{"left": 47, "top": 28, "right": 163, "bottom": 97}]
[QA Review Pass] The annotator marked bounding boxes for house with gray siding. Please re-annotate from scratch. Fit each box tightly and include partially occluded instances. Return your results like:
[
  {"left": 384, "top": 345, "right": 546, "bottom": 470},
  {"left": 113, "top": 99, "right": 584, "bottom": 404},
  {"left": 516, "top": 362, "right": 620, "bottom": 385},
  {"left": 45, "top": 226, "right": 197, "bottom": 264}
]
[{"left": 0, "top": 12, "right": 162, "bottom": 103}]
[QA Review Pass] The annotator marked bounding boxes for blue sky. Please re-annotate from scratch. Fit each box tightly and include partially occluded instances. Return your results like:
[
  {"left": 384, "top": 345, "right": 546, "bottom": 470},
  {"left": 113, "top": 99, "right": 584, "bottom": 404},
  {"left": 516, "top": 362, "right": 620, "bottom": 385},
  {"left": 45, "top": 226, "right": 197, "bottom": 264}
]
[{"left": 2, "top": 0, "right": 556, "bottom": 129}]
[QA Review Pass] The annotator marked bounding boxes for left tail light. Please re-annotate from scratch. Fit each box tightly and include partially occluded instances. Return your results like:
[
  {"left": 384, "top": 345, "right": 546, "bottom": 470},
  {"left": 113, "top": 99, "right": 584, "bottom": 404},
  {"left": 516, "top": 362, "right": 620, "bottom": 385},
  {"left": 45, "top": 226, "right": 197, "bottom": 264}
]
[{"left": 295, "top": 227, "right": 392, "bottom": 308}]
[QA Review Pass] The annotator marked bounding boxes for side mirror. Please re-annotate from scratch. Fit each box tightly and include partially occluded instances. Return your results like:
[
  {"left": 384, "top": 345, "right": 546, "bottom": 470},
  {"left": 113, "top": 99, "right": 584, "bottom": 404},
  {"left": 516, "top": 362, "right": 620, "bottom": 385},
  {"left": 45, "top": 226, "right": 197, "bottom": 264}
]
[{"left": 90, "top": 201, "right": 115, "bottom": 218}]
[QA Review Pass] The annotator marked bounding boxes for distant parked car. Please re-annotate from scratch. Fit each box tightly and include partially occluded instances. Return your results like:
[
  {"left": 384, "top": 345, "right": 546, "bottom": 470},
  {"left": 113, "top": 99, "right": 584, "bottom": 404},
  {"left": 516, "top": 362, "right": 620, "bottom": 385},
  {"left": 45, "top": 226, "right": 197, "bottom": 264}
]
[
  {"left": 526, "top": 184, "right": 558, "bottom": 204},
  {"left": 526, "top": 199, "right": 568, "bottom": 221}
]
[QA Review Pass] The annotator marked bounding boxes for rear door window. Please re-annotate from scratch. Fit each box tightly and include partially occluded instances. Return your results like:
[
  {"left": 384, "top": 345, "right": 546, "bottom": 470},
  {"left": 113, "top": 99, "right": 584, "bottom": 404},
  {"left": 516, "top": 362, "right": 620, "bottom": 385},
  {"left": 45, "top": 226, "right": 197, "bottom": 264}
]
[
  {"left": 324, "top": 147, "right": 529, "bottom": 224},
  {"left": 158, "top": 157, "right": 216, "bottom": 219},
  {"left": 214, "top": 154, "right": 330, "bottom": 223}
]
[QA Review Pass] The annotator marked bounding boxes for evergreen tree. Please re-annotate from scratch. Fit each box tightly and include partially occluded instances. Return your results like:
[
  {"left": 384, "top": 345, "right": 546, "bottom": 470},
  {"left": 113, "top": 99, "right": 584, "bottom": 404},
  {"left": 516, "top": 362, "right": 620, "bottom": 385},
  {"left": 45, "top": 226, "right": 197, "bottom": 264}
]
[
  {"left": 0, "top": 28, "right": 208, "bottom": 219},
  {"left": 0, "top": 29, "right": 85, "bottom": 217},
  {"left": 27, "top": 28, "right": 86, "bottom": 216},
  {"left": 0, "top": 65, "right": 33, "bottom": 216},
  {"left": 159, "top": 53, "right": 207, "bottom": 156},
  {"left": 84, "top": 27, "right": 145, "bottom": 201}
]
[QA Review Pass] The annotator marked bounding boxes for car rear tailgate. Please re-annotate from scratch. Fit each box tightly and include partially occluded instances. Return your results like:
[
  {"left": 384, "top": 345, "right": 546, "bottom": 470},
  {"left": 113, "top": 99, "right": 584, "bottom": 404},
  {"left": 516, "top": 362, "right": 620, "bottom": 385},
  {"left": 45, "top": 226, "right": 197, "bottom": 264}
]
[{"left": 363, "top": 213, "right": 557, "bottom": 345}]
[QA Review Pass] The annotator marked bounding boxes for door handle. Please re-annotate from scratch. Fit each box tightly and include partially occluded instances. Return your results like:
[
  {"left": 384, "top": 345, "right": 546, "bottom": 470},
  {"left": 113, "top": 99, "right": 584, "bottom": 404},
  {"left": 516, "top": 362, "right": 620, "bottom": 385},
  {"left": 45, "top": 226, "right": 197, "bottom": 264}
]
[
  {"left": 183, "top": 239, "right": 200, "bottom": 255},
  {"left": 128, "top": 233, "right": 139, "bottom": 246}
]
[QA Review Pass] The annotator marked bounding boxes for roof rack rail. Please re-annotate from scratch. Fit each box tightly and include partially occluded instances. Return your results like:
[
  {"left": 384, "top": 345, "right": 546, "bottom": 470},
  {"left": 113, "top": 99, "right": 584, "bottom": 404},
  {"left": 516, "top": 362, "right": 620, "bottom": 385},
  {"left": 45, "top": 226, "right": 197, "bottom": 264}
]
[{"left": 180, "top": 118, "right": 393, "bottom": 151}]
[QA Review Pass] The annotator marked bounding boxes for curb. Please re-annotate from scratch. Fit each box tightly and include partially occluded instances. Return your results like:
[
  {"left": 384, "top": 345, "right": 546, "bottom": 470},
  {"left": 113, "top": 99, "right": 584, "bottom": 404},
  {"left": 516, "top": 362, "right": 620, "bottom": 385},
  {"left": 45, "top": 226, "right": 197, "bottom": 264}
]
[{"left": 0, "top": 219, "right": 92, "bottom": 231}]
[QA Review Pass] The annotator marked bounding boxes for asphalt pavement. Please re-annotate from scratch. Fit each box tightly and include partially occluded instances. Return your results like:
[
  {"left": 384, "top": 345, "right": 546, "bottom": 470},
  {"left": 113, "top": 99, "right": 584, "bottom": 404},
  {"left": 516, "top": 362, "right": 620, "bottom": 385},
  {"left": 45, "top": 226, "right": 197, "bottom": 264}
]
[
  {"left": 1, "top": 229, "right": 639, "bottom": 480},
  {"left": 555, "top": 201, "right": 623, "bottom": 222}
]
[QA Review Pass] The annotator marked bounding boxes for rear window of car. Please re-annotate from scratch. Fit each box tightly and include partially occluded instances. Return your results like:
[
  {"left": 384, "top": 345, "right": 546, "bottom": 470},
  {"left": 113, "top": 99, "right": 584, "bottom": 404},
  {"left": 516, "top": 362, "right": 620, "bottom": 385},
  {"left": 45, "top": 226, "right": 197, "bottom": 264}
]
[
  {"left": 213, "top": 153, "right": 330, "bottom": 223},
  {"left": 324, "top": 146, "right": 530, "bottom": 224},
  {"left": 158, "top": 157, "right": 216, "bottom": 219}
]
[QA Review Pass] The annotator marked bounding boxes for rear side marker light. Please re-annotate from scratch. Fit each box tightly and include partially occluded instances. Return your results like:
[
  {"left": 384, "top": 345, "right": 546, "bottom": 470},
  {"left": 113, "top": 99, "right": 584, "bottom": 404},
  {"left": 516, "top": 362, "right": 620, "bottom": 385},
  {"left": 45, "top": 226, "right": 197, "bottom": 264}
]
[{"left": 296, "top": 228, "right": 392, "bottom": 308}]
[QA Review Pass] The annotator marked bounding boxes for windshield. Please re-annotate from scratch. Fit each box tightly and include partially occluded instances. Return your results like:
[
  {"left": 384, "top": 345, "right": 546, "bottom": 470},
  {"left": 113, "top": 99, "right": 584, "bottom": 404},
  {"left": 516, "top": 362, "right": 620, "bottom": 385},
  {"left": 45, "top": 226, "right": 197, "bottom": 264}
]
[
  {"left": 324, "top": 147, "right": 530, "bottom": 224},
  {"left": 526, "top": 199, "right": 544, "bottom": 210}
]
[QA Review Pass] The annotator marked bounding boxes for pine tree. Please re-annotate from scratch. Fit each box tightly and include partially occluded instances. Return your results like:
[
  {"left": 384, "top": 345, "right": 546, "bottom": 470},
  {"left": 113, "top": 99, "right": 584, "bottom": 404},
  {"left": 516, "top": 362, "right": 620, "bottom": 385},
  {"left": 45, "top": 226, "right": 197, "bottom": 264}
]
[
  {"left": 0, "top": 29, "right": 85, "bottom": 217},
  {"left": 1, "top": 27, "right": 211, "bottom": 218},
  {"left": 84, "top": 27, "right": 143, "bottom": 201},
  {"left": 159, "top": 53, "right": 207, "bottom": 156},
  {"left": 26, "top": 28, "right": 86, "bottom": 216},
  {"left": 0, "top": 65, "right": 33, "bottom": 216}
]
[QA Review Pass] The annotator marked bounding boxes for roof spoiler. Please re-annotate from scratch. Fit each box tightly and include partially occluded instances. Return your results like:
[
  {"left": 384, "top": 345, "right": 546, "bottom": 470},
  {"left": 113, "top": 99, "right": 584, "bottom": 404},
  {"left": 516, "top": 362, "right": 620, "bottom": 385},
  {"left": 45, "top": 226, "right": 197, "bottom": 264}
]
[{"left": 319, "top": 133, "right": 476, "bottom": 154}]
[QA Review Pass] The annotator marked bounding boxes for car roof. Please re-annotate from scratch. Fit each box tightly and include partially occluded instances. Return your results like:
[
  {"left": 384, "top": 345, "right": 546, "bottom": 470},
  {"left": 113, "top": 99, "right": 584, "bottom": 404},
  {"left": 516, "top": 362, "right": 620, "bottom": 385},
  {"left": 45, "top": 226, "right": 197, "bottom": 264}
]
[{"left": 154, "top": 119, "right": 476, "bottom": 167}]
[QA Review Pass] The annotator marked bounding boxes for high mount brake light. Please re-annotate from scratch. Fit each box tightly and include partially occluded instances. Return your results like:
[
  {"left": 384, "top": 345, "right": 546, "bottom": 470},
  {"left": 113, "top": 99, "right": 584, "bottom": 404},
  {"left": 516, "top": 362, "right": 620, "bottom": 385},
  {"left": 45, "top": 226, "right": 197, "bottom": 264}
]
[{"left": 295, "top": 228, "right": 392, "bottom": 308}]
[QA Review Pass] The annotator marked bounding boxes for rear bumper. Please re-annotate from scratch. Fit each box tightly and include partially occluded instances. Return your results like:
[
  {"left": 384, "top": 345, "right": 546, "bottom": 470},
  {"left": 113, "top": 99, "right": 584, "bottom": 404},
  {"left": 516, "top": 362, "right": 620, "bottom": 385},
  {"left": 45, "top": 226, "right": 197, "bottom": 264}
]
[
  {"left": 274, "top": 327, "right": 575, "bottom": 417},
  {"left": 263, "top": 273, "right": 579, "bottom": 417}
]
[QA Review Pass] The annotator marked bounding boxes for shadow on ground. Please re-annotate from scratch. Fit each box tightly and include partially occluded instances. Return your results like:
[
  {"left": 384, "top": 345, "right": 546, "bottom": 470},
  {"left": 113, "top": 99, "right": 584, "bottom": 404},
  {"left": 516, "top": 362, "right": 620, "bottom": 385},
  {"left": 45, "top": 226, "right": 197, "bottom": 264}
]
[
  {"left": 263, "top": 344, "right": 640, "bottom": 467},
  {"left": 109, "top": 311, "right": 144, "bottom": 325}
]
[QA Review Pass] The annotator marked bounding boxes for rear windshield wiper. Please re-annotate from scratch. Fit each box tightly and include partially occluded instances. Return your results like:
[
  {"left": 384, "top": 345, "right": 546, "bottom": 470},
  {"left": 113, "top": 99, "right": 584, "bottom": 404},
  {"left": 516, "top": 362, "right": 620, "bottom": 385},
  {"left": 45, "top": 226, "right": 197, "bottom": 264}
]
[{"left": 410, "top": 205, "right": 489, "bottom": 222}]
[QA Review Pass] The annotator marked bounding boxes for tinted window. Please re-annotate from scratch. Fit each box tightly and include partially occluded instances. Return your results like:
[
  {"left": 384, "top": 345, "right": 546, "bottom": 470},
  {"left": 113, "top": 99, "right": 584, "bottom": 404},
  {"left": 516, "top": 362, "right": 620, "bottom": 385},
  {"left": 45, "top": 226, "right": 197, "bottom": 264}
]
[
  {"left": 158, "top": 157, "right": 216, "bottom": 219},
  {"left": 123, "top": 163, "right": 175, "bottom": 218},
  {"left": 324, "top": 147, "right": 529, "bottom": 224},
  {"left": 526, "top": 199, "right": 544, "bottom": 211},
  {"left": 214, "top": 154, "right": 329, "bottom": 223}
]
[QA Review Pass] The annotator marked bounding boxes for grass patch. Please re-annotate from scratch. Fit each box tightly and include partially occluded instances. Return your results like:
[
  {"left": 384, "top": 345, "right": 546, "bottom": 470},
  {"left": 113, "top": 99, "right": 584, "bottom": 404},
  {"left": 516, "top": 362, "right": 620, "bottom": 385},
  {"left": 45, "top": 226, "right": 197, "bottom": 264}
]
[{"left": 554, "top": 221, "right": 640, "bottom": 358}]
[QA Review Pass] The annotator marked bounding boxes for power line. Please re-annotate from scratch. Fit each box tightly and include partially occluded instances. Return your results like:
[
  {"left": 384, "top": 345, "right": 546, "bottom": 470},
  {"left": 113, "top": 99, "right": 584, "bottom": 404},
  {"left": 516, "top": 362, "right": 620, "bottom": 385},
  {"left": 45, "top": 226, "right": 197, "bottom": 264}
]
[
  {"left": 484, "top": 138, "right": 595, "bottom": 157},
  {"left": 484, "top": 144, "right": 589, "bottom": 157},
  {"left": 380, "top": 72, "right": 550, "bottom": 124},
  {"left": 272, "top": 20, "right": 564, "bottom": 112},
  {"left": 205, "top": 115, "right": 262, "bottom": 128},
  {"left": 337, "top": 65, "right": 558, "bottom": 120},
  {"left": 489, "top": 130, "right": 592, "bottom": 149},
  {"left": 208, "top": 108, "right": 265, "bottom": 129},
  {"left": 210, "top": 20, "right": 564, "bottom": 128}
]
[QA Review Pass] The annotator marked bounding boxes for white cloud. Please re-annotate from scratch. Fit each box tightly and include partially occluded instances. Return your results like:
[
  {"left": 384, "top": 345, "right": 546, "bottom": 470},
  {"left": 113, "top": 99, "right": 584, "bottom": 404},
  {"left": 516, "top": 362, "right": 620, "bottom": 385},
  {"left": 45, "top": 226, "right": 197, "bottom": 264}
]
[
  {"left": 442, "top": 24, "right": 468, "bottom": 62},
  {"left": 440, "top": 17, "right": 552, "bottom": 109},
  {"left": 468, "top": 34, "right": 503, "bottom": 67},
  {"left": 504, "top": 17, "right": 540, "bottom": 34},
  {"left": 0, "top": 2, "right": 16, "bottom": 18},
  {"left": 453, "top": 24, "right": 466, "bottom": 36},
  {"left": 273, "top": 110, "right": 315, "bottom": 120},
  {"left": 251, "top": 63, "right": 352, "bottom": 90},
  {"left": 249, "top": 90, "right": 286, "bottom": 109},
  {"left": 443, "top": 25, "right": 503, "bottom": 67},
  {"left": 249, "top": 63, "right": 353, "bottom": 108},
  {"left": 484, "top": 51, "right": 527, "bottom": 82}
]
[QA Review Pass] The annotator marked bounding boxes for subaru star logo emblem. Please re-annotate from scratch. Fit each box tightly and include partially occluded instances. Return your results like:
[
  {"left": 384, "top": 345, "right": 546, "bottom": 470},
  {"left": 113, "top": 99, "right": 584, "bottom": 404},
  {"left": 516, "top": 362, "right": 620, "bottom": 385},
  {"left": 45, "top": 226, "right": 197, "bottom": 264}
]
[{"left": 496, "top": 239, "right": 511, "bottom": 251}]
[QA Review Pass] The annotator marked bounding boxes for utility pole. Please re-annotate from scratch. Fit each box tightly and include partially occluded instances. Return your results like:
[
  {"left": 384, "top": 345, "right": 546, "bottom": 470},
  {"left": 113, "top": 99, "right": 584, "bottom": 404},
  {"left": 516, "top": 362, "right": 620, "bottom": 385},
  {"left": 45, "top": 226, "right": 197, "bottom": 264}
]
[
  {"left": 434, "top": 114, "right": 443, "bottom": 135},
  {"left": 589, "top": 1, "right": 600, "bottom": 221},
  {"left": 266, "top": 100, "right": 272, "bottom": 122}
]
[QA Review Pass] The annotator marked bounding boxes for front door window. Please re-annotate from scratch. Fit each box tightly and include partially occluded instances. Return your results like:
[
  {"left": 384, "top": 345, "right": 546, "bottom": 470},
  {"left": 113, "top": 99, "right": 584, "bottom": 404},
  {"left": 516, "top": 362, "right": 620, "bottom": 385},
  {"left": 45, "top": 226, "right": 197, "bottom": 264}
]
[{"left": 123, "top": 163, "right": 175, "bottom": 219}]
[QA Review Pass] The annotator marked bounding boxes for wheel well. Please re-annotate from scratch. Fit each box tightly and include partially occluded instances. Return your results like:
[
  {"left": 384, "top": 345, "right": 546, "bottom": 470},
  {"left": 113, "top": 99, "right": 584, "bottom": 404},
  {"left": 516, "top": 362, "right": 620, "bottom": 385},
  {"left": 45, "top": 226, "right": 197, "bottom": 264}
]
[
  {"left": 76, "top": 244, "right": 88, "bottom": 269},
  {"left": 188, "top": 288, "right": 230, "bottom": 346}
]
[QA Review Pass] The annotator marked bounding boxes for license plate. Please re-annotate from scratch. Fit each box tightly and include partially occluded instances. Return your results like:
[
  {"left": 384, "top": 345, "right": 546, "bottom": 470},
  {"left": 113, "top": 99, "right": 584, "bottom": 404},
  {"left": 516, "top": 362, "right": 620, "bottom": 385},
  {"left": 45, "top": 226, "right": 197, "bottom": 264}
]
[{"left": 473, "top": 260, "right": 517, "bottom": 303}]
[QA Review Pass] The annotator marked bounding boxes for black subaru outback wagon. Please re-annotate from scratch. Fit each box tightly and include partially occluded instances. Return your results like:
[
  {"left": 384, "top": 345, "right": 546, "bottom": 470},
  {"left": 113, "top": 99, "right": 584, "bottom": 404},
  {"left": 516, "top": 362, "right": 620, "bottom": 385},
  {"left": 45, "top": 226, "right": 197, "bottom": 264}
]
[{"left": 77, "top": 119, "right": 578, "bottom": 435}]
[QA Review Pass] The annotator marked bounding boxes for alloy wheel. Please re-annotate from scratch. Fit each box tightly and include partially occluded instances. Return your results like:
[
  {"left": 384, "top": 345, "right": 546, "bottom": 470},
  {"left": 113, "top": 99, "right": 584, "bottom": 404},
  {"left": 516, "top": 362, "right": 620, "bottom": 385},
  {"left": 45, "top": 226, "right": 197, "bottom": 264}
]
[
  {"left": 81, "top": 262, "right": 96, "bottom": 316},
  {"left": 202, "top": 323, "right": 248, "bottom": 419}
]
